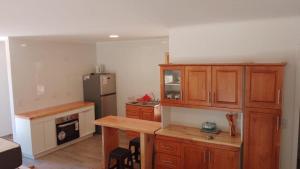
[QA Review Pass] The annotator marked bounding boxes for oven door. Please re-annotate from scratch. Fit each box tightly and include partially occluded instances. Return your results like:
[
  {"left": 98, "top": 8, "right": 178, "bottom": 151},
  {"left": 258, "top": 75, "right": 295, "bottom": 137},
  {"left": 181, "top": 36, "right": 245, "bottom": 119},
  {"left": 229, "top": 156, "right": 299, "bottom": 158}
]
[{"left": 56, "top": 119, "right": 80, "bottom": 145}]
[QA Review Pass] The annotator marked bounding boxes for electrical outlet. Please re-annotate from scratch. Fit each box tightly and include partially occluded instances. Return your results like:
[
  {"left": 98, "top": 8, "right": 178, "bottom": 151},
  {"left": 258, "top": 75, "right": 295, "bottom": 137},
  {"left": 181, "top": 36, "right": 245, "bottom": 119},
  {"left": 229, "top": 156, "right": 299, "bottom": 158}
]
[{"left": 37, "top": 84, "right": 45, "bottom": 96}]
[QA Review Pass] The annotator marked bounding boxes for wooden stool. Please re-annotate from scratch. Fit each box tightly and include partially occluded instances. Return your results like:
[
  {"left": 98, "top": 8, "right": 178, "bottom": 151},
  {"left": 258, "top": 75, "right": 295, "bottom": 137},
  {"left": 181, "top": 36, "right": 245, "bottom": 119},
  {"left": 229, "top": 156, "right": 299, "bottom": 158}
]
[{"left": 108, "top": 147, "right": 134, "bottom": 169}]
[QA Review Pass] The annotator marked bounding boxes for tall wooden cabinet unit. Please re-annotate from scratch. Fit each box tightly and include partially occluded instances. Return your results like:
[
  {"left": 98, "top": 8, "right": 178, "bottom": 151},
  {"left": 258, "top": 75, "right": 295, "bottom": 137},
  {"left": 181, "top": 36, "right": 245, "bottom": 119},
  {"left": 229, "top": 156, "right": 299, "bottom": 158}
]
[{"left": 244, "top": 65, "right": 284, "bottom": 169}]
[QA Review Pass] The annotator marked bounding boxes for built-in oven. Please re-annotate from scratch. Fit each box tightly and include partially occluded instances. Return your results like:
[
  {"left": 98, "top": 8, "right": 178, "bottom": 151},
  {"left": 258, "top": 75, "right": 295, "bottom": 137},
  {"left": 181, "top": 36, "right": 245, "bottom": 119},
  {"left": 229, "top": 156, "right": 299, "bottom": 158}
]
[{"left": 55, "top": 114, "right": 80, "bottom": 145}]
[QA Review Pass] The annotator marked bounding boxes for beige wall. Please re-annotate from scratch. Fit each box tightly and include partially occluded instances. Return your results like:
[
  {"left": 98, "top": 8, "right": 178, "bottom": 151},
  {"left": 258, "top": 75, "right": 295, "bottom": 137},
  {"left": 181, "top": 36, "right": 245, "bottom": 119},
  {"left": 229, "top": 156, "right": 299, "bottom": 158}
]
[
  {"left": 169, "top": 16, "right": 300, "bottom": 169},
  {"left": 97, "top": 38, "right": 169, "bottom": 117},
  {"left": 0, "top": 40, "right": 12, "bottom": 136},
  {"left": 9, "top": 38, "right": 96, "bottom": 114}
]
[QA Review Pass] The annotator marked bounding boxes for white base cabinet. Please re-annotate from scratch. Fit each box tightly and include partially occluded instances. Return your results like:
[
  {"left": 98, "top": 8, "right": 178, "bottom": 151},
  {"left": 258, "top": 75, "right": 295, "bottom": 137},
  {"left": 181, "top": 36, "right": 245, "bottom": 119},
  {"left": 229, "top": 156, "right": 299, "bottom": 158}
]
[{"left": 15, "top": 105, "right": 95, "bottom": 159}]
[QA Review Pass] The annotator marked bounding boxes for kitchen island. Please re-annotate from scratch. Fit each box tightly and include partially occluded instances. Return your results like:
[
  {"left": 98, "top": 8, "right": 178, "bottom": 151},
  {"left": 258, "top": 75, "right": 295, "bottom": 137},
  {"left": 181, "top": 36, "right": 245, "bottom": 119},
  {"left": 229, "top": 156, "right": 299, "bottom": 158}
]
[{"left": 95, "top": 115, "right": 161, "bottom": 169}]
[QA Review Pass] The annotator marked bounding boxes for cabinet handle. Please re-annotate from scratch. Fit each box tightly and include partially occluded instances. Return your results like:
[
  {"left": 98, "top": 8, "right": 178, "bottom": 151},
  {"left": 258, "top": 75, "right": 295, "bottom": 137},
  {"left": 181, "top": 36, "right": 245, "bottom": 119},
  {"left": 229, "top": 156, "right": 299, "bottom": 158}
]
[
  {"left": 181, "top": 90, "right": 183, "bottom": 101},
  {"left": 213, "top": 92, "right": 216, "bottom": 103},
  {"left": 208, "top": 151, "right": 211, "bottom": 163},
  {"left": 203, "top": 151, "right": 206, "bottom": 163},
  {"left": 277, "top": 89, "right": 281, "bottom": 104},
  {"left": 208, "top": 92, "right": 211, "bottom": 103},
  {"left": 277, "top": 116, "right": 280, "bottom": 132}
]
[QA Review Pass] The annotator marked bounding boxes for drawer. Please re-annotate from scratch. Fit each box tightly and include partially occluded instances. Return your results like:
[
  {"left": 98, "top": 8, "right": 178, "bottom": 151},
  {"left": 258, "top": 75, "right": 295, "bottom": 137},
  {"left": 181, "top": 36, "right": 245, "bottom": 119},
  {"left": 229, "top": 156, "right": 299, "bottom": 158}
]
[
  {"left": 156, "top": 153, "right": 181, "bottom": 169},
  {"left": 126, "top": 110, "right": 140, "bottom": 117},
  {"left": 126, "top": 114, "right": 140, "bottom": 119},
  {"left": 126, "top": 105, "right": 140, "bottom": 111},
  {"left": 142, "top": 112, "right": 154, "bottom": 121},
  {"left": 141, "top": 107, "right": 154, "bottom": 113},
  {"left": 156, "top": 138, "right": 181, "bottom": 156}
]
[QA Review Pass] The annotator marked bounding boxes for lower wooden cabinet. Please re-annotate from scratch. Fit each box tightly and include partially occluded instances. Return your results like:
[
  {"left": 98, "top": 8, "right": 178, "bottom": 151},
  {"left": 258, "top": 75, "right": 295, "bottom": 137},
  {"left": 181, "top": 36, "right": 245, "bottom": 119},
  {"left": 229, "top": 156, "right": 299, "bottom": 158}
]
[
  {"left": 126, "top": 104, "right": 161, "bottom": 138},
  {"left": 155, "top": 135, "right": 240, "bottom": 169},
  {"left": 243, "top": 108, "right": 281, "bottom": 169},
  {"left": 182, "top": 144, "right": 207, "bottom": 169}
]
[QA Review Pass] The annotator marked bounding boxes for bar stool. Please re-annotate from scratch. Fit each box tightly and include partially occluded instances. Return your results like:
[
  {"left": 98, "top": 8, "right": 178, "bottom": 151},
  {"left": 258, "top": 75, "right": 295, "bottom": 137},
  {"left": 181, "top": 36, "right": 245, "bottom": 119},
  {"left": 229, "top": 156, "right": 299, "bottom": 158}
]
[
  {"left": 108, "top": 147, "right": 134, "bottom": 169},
  {"left": 128, "top": 137, "right": 140, "bottom": 163}
]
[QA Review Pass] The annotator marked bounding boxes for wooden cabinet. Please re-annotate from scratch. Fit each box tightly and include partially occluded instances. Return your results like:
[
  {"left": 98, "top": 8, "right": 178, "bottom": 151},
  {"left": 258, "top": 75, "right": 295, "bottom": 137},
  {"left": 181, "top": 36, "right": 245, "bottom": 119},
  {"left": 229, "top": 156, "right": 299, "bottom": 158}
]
[
  {"left": 243, "top": 108, "right": 281, "bottom": 169},
  {"left": 246, "top": 66, "right": 284, "bottom": 109},
  {"left": 126, "top": 104, "right": 161, "bottom": 138},
  {"left": 161, "top": 65, "right": 243, "bottom": 111},
  {"left": 209, "top": 147, "right": 240, "bottom": 169},
  {"left": 160, "top": 66, "right": 185, "bottom": 105},
  {"left": 155, "top": 135, "right": 240, "bottom": 169},
  {"left": 212, "top": 66, "right": 243, "bottom": 109},
  {"left": 182, "top": 144, "right": 207, "bottom": 169},
  {"left": 79, "top": 108, "right": 96, "bottom": 137},
  {"left": 185, "top": 66, "right": 211, "bottom": 106}
]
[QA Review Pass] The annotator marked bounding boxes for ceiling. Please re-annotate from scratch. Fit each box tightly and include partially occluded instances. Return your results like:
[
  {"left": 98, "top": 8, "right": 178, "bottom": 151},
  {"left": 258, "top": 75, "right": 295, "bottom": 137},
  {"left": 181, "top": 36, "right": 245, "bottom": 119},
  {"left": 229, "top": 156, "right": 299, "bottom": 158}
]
[{"left": 1, "top": 0, "right": 300, "bottom": 42}]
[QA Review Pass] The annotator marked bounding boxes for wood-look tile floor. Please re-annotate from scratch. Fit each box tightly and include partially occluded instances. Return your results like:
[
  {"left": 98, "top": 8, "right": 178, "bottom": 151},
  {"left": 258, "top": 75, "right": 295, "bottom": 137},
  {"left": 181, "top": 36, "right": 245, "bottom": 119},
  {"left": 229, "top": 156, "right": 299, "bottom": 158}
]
[{"left": 22, "top": 133, "right": 131, "bottom": 169}]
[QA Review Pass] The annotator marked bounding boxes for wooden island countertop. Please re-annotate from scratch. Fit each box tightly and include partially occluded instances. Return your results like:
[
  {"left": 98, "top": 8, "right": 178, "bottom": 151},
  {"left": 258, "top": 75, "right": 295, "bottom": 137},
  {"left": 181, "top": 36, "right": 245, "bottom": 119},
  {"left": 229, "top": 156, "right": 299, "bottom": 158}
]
[
  {"left": 94, "top": 115, "right": 161, "bottom": 134},
  {"left": 156, "top": 124, "right": 242, "bottom": 148},
  {"left": 16, "top": 101, "right": 95, "bottom": 120}
]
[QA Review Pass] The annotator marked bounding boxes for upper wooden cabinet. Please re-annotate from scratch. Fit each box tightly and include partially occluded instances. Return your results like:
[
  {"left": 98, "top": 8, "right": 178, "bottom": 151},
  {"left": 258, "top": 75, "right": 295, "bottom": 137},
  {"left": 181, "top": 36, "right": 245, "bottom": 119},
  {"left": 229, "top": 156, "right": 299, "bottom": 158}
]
[
  {"left": 212, "top": 66, "right": 243, "bottom": 109},
  {"left": 246, "top": 66, "right": 284, "bottom": 109},
  {"left": 185, "top": 66, "right": 211, "bottom": 106},
  {"left": 160, "top": 66, "right": 185, "bottom": 105}
]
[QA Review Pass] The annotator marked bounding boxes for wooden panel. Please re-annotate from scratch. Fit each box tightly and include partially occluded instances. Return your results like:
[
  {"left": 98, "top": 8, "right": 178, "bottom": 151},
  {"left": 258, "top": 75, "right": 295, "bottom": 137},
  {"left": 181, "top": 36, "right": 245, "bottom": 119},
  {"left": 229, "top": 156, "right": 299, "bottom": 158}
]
[
  {"left": 243, "top": 108, "right": 281, "bottom": 169},
  {"left": 140, "top": 133, "right": 155, "bottom": 169},
  {"left": 212, "top": 66, "right": 243, "bottom": 109},
  {"left": 160, "top": 66, "right": 185, "bottom": 105},
  {"left": 185, "top": 66, "right": 212, "bottom": 106},
  {"left": 156, "top": 153, "right": 181, "bottom": 169},
  {"left": 208, "top": 148, "right": 239, "bottom": 169},
  {"left": 246, "top": 66, "right": 284, "bottom": 109},
  {"left": 156, "top": 136, "right": 181, "bottom": 156},
  {"left": 102, "top": 127, "right": 119, "bottom": 169},
  {"left": 182, "top": 143, "right": 207, "bottom": 169}
]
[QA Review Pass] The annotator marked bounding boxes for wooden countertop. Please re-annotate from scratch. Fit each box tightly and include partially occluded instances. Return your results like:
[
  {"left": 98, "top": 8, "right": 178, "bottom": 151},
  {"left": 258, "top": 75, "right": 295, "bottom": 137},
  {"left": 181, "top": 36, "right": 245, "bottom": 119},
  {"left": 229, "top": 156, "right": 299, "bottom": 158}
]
[
  {"left": 94, "top": 115, "right": 161, "bottom": 134},
  {"left": 155, "top": 125, "right": 242, "bottom": 148},
  {"left": 16, "top": 101, "right": 95, "bottom": 120}
]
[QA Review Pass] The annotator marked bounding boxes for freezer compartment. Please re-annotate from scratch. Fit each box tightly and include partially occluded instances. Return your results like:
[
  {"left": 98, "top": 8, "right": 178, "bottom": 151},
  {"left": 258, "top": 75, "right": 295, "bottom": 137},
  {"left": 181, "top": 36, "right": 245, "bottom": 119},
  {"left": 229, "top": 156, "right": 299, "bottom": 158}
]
[{"left": 100, "top": 74, "right": 116, "bottom": 95}]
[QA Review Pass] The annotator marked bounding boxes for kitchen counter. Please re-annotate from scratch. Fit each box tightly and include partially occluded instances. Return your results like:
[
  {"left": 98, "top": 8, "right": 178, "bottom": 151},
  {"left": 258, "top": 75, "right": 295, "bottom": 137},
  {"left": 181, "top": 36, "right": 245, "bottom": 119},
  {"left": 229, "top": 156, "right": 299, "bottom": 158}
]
[
  {"left": 94, "top": 115, "right": 161, "bottom": 134},
  {"left": 16, "top": 101, "right": 94, "bottom": 120},
  {"left": 126, "top": 101, "right": 160, "bottom": 107},
  {"left": 155, "top": 124, "right": 242, "bottom": 148}
]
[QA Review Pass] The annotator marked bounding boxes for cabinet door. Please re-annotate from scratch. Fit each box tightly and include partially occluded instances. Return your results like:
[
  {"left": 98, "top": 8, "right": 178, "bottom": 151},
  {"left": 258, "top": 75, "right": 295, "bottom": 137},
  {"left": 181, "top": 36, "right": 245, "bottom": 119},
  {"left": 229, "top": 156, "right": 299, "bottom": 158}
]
[
  {"left": 246, "top": 66, "right": 284, "bottom": 109},
  {"left": 208, "top": 148, "right": 239, "bottom": 169},
  {"left": 212, "top": 66, "right": 243, "bottom": 109},
  {"left": 185, "top": 66, "right": 212, "bottom": 106},
  {"left": 79, "top": 112, "right": 88, "bottom": 137},
  {"left": 243, "top": 108, "right": 281, "bottom": 169},
  {"left": 31, "top": 121, "right": 45, "bottom": 154},
  {"left": 182, "top": 144, "right": 207, "bottom": 169},
  {"left": 86, "top": 108, "right": 96, "bottom": 134},
  {"left": 160, "top": 66, "right": 185, "bottom": 105},
  {"left": 44, "top": 120, "right": 56, "bottom": 150},
  {"left": 141, "top": 107, "right": 154, "bottom": 121}
]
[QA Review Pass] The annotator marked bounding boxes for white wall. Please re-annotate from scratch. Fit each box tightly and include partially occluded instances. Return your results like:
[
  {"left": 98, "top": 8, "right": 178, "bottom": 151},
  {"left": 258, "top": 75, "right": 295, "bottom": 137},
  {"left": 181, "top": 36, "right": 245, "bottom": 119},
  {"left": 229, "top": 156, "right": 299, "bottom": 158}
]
[
  {"left": 9, "top": 38, "right": 96, "bottom": 114},
  {"left": 0, "top": 40, "right": 12, "bottom": 136},
  {"left": 97, "top": 38, "right": 169, "bottom": 116},
  {"left": 169, "top": 16, "right": 300, "bottom": 169}
]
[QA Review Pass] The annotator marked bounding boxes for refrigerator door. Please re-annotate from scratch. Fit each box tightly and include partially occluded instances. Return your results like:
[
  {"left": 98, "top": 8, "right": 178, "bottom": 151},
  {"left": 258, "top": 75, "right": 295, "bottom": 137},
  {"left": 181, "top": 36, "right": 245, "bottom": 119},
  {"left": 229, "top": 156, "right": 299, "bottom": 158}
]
[
  {"left": 100, "top": 94, "right": 117, "bottom": 117},
  {"left": 100, "top": 74, "right": 116, "bottom": 95}
]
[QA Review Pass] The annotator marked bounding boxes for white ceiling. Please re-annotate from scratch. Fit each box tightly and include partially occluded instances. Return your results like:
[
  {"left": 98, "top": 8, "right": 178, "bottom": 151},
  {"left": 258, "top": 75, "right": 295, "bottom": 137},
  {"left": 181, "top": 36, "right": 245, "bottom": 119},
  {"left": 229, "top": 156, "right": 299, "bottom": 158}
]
[{"left": 1, "top": 0, "right": 300, "bottom": 42}]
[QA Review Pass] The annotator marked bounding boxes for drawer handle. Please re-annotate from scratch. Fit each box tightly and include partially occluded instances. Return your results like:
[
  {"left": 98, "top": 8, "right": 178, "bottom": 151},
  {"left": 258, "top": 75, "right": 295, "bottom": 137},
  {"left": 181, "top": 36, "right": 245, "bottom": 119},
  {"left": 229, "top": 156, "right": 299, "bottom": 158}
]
[
  {"left": 277, "top": 89, "right": 281, "bottom": 104},
  {"left": 277, "top": 116, "right": 280, "bottom": 132}
]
